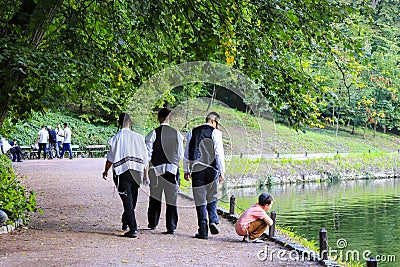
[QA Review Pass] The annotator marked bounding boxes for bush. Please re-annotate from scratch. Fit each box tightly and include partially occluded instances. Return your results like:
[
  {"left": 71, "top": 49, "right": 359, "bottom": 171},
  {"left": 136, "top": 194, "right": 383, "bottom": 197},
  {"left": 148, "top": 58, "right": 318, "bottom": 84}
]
[{"left": 0, "top": 154, "right": 39, "bottom": 224}]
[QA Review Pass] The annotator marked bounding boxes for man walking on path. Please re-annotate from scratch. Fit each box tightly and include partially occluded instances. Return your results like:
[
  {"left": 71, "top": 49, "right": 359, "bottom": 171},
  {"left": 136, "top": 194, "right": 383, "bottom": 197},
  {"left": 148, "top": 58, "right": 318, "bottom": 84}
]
[
  {"left": 36, "top": 125, "right": 48, "bottom": 160},
  {"left": 60, "top": 123, "right": 73, "bottom": 159},
  {"left": 145, "top": 108, "right": 184, "bottom": 234},
  {"left": 184, "top": 112, "right": 225, "bottom": 239},
  {"left": 102, "top": 113, "right": 149, "bottom": 238}
]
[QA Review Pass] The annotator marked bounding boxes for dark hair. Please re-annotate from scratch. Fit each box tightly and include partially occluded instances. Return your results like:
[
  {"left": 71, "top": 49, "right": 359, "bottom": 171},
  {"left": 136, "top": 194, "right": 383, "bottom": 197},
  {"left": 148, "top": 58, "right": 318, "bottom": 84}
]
[
  {"left": 63, "top": 123, "right": 68, "bottom": 127},
  {"left": 258, "top": 193, "right": 273, "bottom": 206},
  {"left": 118, "top": 113, "right": 132, "bottom": 128},
  {"left": 158, "top": 108, "right": 171, "bottom": 121},
  {"left": 206, "top": 112, "right": 220, "bottom": 123}
]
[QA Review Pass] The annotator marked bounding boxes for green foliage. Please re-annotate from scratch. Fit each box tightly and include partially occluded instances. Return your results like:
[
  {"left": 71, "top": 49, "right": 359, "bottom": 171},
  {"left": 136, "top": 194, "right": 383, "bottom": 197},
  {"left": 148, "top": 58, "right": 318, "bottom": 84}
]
[
  {"left": 0, "top": 154, "right": 40, "bottom": 224},
  {"left": 1, "top": 110, "right": 118, "bottom": 148},
  {"left": 0, "top": 0, "right": 362, "bottom": 131}
]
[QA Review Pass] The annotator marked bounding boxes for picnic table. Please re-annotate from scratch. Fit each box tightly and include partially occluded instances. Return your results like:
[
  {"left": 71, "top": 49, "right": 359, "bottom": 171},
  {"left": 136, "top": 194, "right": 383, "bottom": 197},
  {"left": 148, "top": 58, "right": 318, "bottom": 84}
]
[{"left": 86, "top": 145, "right": 109, "bottom": 158}]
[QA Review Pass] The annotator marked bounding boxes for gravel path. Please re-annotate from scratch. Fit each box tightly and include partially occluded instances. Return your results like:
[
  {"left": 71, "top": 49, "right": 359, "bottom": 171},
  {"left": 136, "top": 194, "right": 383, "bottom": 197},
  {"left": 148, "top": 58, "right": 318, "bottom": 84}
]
[{"left": 0, "top": 158, "right": 321, "bottom": 267}]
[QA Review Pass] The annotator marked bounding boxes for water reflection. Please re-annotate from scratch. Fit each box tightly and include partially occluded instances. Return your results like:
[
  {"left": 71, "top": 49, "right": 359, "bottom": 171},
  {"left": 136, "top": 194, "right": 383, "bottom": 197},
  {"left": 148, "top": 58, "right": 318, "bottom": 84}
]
[{"left": 227, "top": 178, "right": 400, "bottom": 267}]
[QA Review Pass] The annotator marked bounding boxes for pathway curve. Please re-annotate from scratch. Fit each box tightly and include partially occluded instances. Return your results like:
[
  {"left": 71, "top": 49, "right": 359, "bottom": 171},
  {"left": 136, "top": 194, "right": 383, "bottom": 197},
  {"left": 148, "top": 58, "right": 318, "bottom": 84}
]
[{"left": 0, "top": 158, "right": 321, "bottom": 267}]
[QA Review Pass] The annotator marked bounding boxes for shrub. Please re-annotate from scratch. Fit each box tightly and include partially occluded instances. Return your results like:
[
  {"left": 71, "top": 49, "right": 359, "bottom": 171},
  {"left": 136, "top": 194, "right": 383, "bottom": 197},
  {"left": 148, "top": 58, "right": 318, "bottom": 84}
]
[{"left": 0, "top": 154, "right": 39, "bottom": 224}]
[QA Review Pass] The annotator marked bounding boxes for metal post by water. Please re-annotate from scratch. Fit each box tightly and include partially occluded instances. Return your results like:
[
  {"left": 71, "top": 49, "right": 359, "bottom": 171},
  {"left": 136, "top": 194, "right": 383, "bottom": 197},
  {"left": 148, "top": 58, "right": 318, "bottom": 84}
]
[
  {"left": 366, "top": 258, "right": 378, "bottom": 267},
  {"left": 319, "top": 228, "right": 328, "bottom": 261},
  {"left": 229, "top": 195, "right": 235, "bottom": 215},
  {"left": 269, "top": 211, "right": 276, "bottom": 237}
]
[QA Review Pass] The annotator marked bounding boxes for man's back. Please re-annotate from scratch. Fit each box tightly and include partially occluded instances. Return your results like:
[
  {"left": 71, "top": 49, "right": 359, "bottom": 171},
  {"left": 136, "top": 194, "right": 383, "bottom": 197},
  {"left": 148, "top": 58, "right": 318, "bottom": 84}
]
[
  {"left": 38, "top": 129, "right": 48, "bottom": 143},
  {"left": 49, "top": 130, "right": 57, "bottom": 143},
  {"left": 188, "top": 124, "right": 216, "bottom": 168},
  {"left": 151, "top": 124, "right": 181, "bottom": 167}
]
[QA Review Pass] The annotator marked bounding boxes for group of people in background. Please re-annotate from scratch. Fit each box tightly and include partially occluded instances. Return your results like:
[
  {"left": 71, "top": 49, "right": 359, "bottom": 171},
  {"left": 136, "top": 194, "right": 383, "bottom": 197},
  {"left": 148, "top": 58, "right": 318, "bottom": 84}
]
[
  {"left": 0, "top": 123, "right": 72, "bottom": 161},
  {"left": 102, "top": 108, "right": 274, "bottom": 242},
  {"left": 35, "top": 123, "right": 72, "bottom": 160}
]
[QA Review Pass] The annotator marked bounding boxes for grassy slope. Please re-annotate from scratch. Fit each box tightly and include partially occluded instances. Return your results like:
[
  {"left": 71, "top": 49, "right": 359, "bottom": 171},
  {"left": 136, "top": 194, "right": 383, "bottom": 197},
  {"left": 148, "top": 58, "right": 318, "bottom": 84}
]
[
  {"left": 5, "top": 103, "right": 400, "bottom": 154},
  {"left": 207, "top": 103, "right": 400, "bottom": 154}
]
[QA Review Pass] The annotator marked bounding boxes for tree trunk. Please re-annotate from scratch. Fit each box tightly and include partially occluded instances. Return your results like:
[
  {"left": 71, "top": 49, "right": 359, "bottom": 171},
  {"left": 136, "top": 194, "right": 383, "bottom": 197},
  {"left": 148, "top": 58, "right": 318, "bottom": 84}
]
[
  {"left": 335, "top": 113, "right": 340, "bottom": 137},
  {"left": 0, "top": 99, "right": 10, "bottom": 129},
  {"left": 206, "top": 84, "right": 216, "bottom": 112},
  {"left": 363, "top": 123, "right": 367, "bottom": 139}
]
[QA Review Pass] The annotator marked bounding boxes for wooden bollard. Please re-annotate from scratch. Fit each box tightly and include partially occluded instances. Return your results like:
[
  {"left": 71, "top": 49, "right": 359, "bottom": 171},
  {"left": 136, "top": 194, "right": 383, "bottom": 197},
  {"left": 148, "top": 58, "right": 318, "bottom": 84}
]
[
  {"left": 229, "top": 195, "right": 235, "bottom": 215},
  {"left": 305, "top": 151, "right": 308, "bottom": 157},
  {"left": 319, "top": 228, "right": 328, "bottom": 261},
  {"left": 268, "top": 211, "right": 276, "bottom": 237},
  {"left": 366, "top": 258, "right": 378, "bottom": 267}
]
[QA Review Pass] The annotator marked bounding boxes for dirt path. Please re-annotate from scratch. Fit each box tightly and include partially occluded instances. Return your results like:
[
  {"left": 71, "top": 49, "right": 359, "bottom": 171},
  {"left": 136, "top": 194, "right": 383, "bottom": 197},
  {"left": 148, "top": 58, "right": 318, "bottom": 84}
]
[{"left": 0, "top": 159, "right": 321, "bottom": 267}]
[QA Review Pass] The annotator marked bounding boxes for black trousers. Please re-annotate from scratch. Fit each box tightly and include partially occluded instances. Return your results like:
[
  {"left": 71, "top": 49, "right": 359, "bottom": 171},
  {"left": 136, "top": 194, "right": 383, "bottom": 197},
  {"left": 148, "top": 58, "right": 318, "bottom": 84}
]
[
  {"left": 147, "top": 170, "right": 179, "bottom": 232},
  {"left": 9, "top": 146, "right": 23, "bottom": 161},
  {"left": 114, "top": 170, "right": 140, "bottom": 231},
  {"left": 38, "top": 143, "right": 47, "bottom": 159}
]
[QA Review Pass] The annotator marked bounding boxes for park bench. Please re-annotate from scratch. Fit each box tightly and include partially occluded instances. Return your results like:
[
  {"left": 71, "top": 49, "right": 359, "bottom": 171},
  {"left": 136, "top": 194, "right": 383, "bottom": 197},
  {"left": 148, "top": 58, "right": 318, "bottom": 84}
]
[
  {"left": 86, "top": 145, "right": 109, "bottom": 158},
  {"left": 20, "top": 145, "right": 33, "bottom": 160},
  {"left": 62, "top": 144, "right": 85, "bottom": 158}
]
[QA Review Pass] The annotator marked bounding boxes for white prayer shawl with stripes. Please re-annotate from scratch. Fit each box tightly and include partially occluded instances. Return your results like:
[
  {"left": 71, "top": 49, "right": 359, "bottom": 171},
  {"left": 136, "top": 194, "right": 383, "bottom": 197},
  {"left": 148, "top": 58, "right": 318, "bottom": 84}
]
[{"left": 106, "top": 128, "right": 149, "bottom": 176}]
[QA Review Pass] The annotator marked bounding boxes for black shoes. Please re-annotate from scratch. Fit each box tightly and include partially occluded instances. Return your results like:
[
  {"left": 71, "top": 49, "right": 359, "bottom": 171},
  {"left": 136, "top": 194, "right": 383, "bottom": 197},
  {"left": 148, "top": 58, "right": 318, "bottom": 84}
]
[
  {"left": 209, "top": 223, "right": 219, "bottom": 235},
  {"left": 124, "top": 229, "right": 138, "bottom": 238},
  {"left": 194, "top": 233, "right": 208, "bottom": 240},
  {"left": 148, "top": 224, "right": 157, "bottom": 230},
  {"left": 122, "top": 223, "right": 128, "bottom": 231},
  {"left": 162, "top": 230, "right": 175, "bottom": 235}
]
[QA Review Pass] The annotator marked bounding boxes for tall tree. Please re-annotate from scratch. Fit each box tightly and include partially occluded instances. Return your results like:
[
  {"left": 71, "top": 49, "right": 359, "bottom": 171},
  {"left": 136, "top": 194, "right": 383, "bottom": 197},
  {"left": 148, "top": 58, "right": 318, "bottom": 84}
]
[{"left": 1, "top": 1, "right": 359, "bottom": 130}]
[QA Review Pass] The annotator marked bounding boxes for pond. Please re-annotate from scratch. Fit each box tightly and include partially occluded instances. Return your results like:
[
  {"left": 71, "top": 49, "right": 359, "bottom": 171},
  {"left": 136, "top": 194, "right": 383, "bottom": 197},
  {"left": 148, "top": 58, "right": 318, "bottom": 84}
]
[{"left": 222, "top": 178, "right": 400, "bottom": 267}]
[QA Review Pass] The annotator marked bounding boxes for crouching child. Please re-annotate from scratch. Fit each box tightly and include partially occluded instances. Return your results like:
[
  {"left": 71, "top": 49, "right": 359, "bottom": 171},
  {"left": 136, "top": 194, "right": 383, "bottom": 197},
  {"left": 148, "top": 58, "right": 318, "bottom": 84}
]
[{"left": 235, "top": 193, "right": 274, "bottom": 243}]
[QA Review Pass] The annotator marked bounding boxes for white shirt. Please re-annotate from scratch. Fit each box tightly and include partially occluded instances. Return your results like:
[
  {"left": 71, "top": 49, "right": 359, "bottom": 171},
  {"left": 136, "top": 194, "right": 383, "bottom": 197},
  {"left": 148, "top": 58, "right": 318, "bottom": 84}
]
[
  {"left": 38, "top": 128, "right": 49, "bottom": 143},
  {"left": 184, "top": 123, "right": 225, "bottom": 174},
  {"left": 107, "top": 128, "right": 149, "bottom": 175},
  {"left": 63, "top": 127, "right": 72, "bottom": 143},
  {"left": 1, "top": 138, "right": 12, "bottom": 153},
  {"left": 56, "top": 127, "right": 64, "bottom": 142},
  {"left": 145, "top": 123, "right": 184, "bottom": 176}
]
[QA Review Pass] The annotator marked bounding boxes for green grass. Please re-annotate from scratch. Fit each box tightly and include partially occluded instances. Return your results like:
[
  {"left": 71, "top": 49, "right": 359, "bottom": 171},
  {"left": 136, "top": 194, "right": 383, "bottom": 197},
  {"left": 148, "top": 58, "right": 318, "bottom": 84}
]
[
  {"left": 4, "top": 102, "right": 400, "bottom": 155},
  {"left": 168, "top": 100, "right": 400, "bottom": 155}
]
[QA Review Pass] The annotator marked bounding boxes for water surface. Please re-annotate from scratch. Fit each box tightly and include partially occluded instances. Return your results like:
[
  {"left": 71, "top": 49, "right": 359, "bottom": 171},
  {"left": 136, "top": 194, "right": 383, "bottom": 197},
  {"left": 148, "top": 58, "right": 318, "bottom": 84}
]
[{"left": 224, "top": 178, "right": 400, "bottom": 266}]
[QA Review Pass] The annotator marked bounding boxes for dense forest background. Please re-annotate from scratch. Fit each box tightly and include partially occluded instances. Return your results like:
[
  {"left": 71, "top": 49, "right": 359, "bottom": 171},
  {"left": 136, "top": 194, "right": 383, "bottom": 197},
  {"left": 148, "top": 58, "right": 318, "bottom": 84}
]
[{"left": 1, "top": 0, "right": 399, "bottom": 136}]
